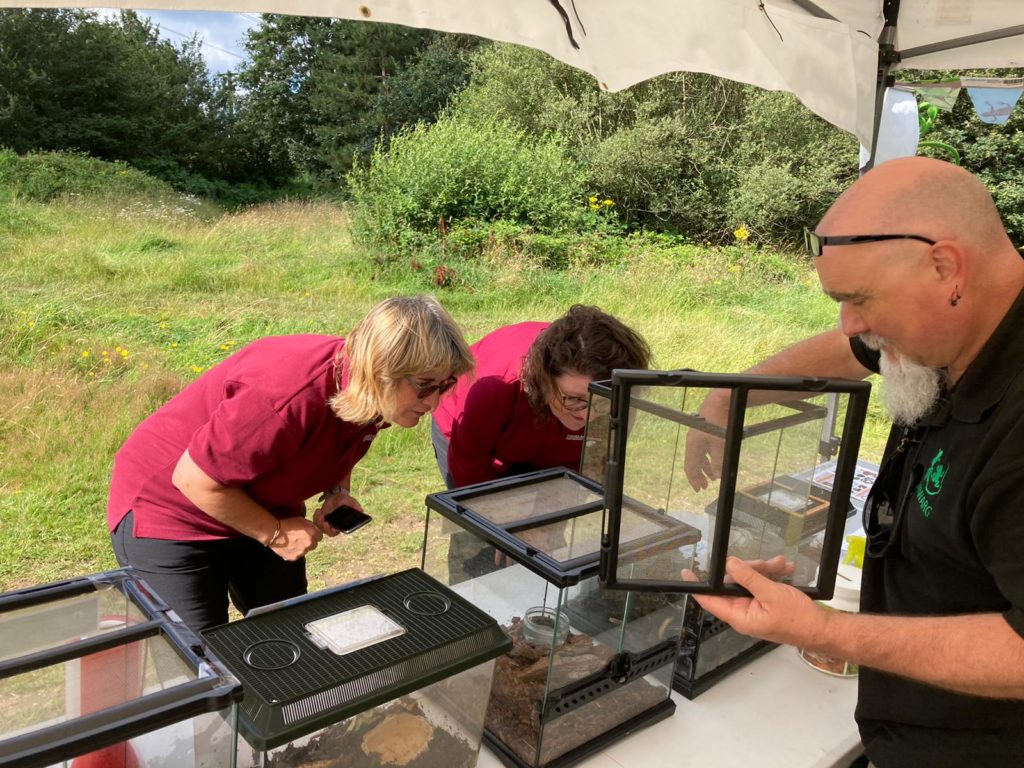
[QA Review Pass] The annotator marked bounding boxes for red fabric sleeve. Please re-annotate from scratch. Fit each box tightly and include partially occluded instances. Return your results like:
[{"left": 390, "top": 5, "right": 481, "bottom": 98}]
[
  {"left": 447, "top": 376, "right": 518, "bottom": 487},
  {"left": 186, "top": 380, "right": 304, "bottom": 487}
]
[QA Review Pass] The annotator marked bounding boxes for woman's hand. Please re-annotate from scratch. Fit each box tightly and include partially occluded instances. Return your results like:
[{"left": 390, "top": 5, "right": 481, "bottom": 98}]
[
  {"left": 314, "top": 490, "right": 366, "bottom": 537},
  {"left": 270, "top": 517, "right": 324, "bottom": 560}
]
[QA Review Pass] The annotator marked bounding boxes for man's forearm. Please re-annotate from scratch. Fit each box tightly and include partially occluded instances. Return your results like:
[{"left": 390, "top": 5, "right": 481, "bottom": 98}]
[{"left": 819, "top": 610, "right": 1024, "bottom": 699}]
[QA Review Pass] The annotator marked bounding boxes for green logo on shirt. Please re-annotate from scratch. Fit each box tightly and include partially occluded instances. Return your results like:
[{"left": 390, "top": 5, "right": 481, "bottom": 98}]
[{"left": 916, "top": 449, "right": 948, "bottom": 518}]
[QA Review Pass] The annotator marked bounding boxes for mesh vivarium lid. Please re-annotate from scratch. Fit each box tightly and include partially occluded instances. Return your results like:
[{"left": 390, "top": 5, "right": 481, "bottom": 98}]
[
  {"left": 425, "top": 468, "right": 699, "bottom": 587},
  {"left": 201, "top": 568, "right": 510, "bottom": 750}
]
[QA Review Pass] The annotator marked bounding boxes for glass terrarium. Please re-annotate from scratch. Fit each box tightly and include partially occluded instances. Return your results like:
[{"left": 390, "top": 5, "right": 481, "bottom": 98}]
[
  {"left": 200, "top": 568, "right": 510, "bottom": 768},
  {"left": 0, "top": 568, "right": 241, "bottom": 768},
  {"left": 423, "top": 468, "right": 695, "bottom": 768},
  {"left": 583, "top": 372, "right": 868, "bottom": 697},
  {"left": 588, "top": 370, "right": 870, "bottom": 598}
]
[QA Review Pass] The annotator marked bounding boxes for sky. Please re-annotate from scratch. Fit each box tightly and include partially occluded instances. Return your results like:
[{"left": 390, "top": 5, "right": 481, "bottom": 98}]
[{"left": 97, "top": 9, "right": 261, "bottom": 75}]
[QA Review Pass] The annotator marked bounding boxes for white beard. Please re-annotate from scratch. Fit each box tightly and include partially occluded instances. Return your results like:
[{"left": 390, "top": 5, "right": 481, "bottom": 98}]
[{"left": 860, "top": 333, "right": 947, "bottom": 426}]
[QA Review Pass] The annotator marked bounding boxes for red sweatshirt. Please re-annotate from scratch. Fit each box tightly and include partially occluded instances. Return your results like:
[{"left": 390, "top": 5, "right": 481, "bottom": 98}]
[
  {"left": 107, "top": 335, "right": 382, "bottom": 541},
  {"left": 432, "top": 322, "right": 585, "bottom": 486}
]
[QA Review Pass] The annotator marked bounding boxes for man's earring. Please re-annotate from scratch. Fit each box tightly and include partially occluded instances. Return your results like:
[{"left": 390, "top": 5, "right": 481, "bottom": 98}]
[{"left": 950, "top": 285, "right": 962, "bottom": 307}]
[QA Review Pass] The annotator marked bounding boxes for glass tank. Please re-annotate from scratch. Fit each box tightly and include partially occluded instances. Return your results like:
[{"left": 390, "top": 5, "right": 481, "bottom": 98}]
[
  {"left": 201, "top": 568, "right": 510, "bottom": 768},
  {"left": 581, "top": 371, "right": 868, "bottom": 697},
  {"left": 0, "top": 568, "right": 241, "bottom": 768},
  {"left": 587, "top": 370, "right": 870, "bottom": 598},
  {"left": 423, "top": 469, "right": 692, "bottom": 768}
]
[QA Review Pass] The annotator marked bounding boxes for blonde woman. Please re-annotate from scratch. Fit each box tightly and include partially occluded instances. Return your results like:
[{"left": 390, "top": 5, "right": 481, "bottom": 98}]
[{"left": 108, "top": 295, "right": 473, "bottom": 630}]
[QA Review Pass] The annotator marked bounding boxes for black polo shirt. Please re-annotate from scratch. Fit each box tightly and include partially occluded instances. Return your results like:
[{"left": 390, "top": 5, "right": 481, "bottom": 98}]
[{"left": 851, "top": 289, "right": 1024, "bottom": 766}]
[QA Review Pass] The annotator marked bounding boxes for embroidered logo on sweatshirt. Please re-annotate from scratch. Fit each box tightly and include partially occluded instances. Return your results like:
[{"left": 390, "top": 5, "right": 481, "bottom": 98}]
[{"left": 916, "top": 449, "right": 948, "bottom": 518}]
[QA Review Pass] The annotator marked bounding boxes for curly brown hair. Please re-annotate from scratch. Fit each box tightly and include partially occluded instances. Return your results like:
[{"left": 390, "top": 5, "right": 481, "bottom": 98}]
[{"left": 521, "top": 305, "right": 651, "bottom": 415}]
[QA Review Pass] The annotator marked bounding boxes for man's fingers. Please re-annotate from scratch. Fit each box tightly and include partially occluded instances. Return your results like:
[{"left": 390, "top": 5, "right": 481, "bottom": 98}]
[{"left": 724, "top": 556, "right": 771, "bottom": 591}]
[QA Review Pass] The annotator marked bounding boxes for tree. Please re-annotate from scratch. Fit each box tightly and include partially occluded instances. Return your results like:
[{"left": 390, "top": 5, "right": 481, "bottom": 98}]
[
  {"left": 0, "top": 9, "right": 223, "bottom": 181},
  {"left": 237, "top": 16, "right": 451, "bottom": 183}
]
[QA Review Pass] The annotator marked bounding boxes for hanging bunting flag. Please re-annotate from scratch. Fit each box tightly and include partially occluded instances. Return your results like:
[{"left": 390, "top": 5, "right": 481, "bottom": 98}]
[
  {"left": 915, "top": 85, "right": 961, "bottom": 111},
  {"left": 961, "top": 76, "right": 1024, "bottom": 125}
]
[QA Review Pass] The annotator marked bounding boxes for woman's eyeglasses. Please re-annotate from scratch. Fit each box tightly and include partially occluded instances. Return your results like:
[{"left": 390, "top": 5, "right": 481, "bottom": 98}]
[
  {"left": 863, "top": 428, "right": 925, "bottom": 559},
  {"left": 556, "top": 388, "right": 590, "bottom": 413},
  {"left": 407, "top": 375, "right": 457, "bottom": 399}
]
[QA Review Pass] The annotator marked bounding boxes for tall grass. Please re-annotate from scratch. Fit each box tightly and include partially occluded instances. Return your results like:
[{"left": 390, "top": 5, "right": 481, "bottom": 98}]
[{"left": 0, "top": 190, "right": 888, "bottom": 592}]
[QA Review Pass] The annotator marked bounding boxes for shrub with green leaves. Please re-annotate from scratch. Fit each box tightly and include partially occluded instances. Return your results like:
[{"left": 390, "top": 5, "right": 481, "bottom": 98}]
[
  {"left": 585, "top": 116, "right": 730, "bottom": 235},
  {"left": 725, "top": 89, "right": 858, "bottom": 245},
  {"left": 347, "top": 115, "right": 588, "bottom": 253},
  {"left": 0, "top": 148, "right": 174, "bottom": 202}
]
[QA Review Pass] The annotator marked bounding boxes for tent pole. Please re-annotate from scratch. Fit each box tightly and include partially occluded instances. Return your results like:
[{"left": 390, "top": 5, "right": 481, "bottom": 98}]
[
  {"left": 865, "top": 0, "right": 902, "bottom": 173},
  {"left": 900, "top": 24, "right": 1024, "bottom": 60}
]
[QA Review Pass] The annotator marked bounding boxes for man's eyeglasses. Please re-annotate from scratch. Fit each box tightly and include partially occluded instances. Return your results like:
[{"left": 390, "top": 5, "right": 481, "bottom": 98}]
[
  {"left": 803, "top": 228, "right": 936, "bottom": 258},
  {"left": 863, "top": 429, "right": 925, "bottom": 559},
  {"left": 407, "top": 375, "right": 457, "bottom": 399},
  {"left": 555, "top": 388, "right": 590, "bottom": 413}
]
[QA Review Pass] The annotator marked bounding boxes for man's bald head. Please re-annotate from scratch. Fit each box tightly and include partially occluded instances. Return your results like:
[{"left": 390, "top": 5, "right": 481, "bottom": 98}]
[
  {"left": 814, "top": 156, "right": 1024, "bottom": 382},
  {"left": 821, "top": 156, "right": 1011, "bottom": 258}
]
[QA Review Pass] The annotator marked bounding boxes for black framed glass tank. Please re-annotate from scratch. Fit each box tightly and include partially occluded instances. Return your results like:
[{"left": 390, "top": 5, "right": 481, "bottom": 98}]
[
  {"left": 584, "top": 370, "right": 869, "bottom": 696},
  {"left": 423, "top": 468, "right": 696, "bottom": 768},
  {"left": 201, "top": 569, "right": 510, "bottom": 768},
  {"left": 0, "top": 568, "right": 241, "bottom": 768}
]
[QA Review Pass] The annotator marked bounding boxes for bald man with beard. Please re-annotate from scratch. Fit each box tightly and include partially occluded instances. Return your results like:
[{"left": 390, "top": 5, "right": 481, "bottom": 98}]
[{"left": 683, "top": 157, "right": 1024, "bottom": 767}]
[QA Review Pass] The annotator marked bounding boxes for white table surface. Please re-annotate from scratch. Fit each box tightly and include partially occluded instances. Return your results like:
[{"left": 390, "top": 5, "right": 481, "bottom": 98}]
[{"left": 476, "top": 642, "right": 862, "bottom": 768}]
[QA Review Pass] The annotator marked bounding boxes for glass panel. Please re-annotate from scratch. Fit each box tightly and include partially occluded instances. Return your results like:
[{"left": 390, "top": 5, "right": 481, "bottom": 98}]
[
  {"left": 611, "top": 382, "right": 856, "bottom": 591},
  {"left": 616, "top": 385, "right": 710, "bottom": 586},
  {"left": 0, "top": 583, "right": 146, "bottom": 663},
  {"left": 241, "top": 672, "right": 492, "bottom": 768},
  {"left": 458, "top": 476, "right": 601, "bottom": 527},
  {"left": 0, "top": 630, "right": 215, "bottom": 767}
]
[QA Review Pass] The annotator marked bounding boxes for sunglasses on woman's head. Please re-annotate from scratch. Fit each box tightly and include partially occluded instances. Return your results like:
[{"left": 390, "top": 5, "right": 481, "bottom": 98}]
[{"left": 407, "top": 375, "right": 458, "bottom": 399}]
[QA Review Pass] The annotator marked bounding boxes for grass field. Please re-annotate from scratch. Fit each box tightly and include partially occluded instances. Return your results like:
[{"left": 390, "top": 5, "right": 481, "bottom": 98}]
[{"left": 0, "top": 187, "right": 890, "bottom": 593}]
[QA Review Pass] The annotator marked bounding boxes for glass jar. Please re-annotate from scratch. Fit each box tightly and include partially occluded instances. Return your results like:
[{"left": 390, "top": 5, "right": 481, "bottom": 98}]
[{"left": 798, "top": 564, "right": 862, "bottom": 677}]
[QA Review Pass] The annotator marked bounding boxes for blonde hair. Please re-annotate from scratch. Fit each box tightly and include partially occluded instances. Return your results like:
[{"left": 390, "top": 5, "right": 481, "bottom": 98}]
[{"left": 331, "top": 295, "right": 473, "bottom": 424}]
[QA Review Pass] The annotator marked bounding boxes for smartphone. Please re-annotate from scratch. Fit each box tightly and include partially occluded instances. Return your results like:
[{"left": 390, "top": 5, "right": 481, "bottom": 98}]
[{"left": 325, "top": 503, "right": 373, "bottom": 534}]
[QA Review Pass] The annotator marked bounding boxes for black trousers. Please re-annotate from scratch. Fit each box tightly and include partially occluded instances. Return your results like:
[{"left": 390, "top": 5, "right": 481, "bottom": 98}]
[{"left": 111, "top": 511, "right": 307, "bottom": 632}]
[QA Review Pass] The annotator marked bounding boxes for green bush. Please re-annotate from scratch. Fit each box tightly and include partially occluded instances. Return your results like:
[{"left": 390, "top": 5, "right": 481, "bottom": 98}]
[
  {"left": 585, "top": 116, "right": 730, "bottom": 235},
  {"left": 0, "top": 148, "right": 172, "bottom": 201},
  {"left": 451, "top": 43, "right": 601, "bottom": 149},
  {"left": 725, "top": 90, "right": 858, "bottom": 245},
  {"left": 347, "top": 115, "right": 588, "bottom": 253}
]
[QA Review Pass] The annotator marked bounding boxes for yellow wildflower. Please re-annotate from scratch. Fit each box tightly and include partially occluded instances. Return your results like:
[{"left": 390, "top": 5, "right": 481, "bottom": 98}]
[
  {"left": 81, "top": 350, "right": 90, "bottom": 358},
  {"left": 733, "top": 225, "right": 751, "bottom": 242}
]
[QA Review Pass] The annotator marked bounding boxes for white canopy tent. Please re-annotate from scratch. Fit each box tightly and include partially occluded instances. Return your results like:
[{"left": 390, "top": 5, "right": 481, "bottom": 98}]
[{"left": 3, "top": 1, "right": 1023, "bottom": 165}]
